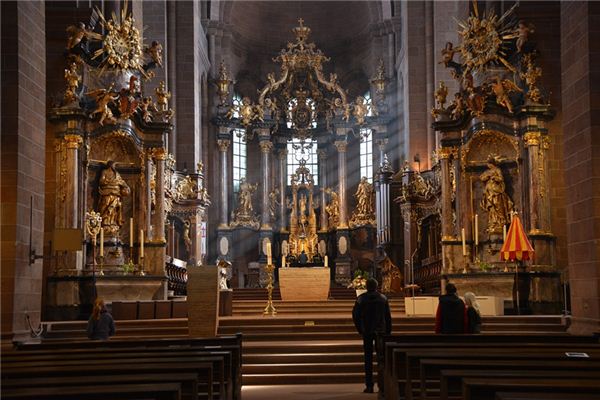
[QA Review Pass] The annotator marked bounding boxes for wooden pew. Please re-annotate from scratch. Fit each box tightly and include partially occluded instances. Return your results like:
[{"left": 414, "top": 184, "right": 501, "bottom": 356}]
[
  {"left": 495, "top": 392, "right": 600, "bottom": 400},
  {"left": 417, "top": 358, "right": 600, "bottom": 400},
  {"left": 1, "top": 382, "right": 183, "bottom": 400},
  {"left": 2, "top": 373, "right": 200, "bottom": 400},
  {"left": 462, "top": 377, "right": 600, "bottom": 400},
  {"left": 2, "top": 360, "right": 214, "bottom": 400},
  {"left": 439, "top": 369, "right": 600, "bottom": 400},
  {"left": 12, "top": 334, "right": 243, "bottom": 400}
]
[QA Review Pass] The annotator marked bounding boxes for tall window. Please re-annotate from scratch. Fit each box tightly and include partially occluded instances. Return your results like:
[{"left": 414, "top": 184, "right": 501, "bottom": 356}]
[
  {"left": 359, "top": 92, "right": 374, "bottom": 182},
  {"left": 287, "top": 138, "right": 319, "bottom": 185},
  {"left": 232, "top": 94, "right": 247, "bottom": 192}
]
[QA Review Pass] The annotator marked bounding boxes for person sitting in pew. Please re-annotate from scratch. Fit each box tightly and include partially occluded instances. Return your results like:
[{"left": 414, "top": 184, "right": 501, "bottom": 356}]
[
  {"left": 464, "top": 291, "right": 482, "bottom": 333},
  {"left": 435, "top": 283, "right": 467, "bottom": 334},
  {"left": 87, "top": 298, "right": 115, "bottom": 340}
]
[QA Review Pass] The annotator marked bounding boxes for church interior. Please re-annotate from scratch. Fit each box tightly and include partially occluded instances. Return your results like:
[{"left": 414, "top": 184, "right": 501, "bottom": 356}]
[{"left": 2, "top": 0, "right": 600, "bottom": 398}]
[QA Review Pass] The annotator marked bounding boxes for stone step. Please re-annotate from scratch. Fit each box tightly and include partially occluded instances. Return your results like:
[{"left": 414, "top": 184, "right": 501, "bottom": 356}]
[
  {"left": 242, "top": 372, "right": 370, "bottom": 385},
  {"left": 243, "top": 353, "right": 363, "bottom": 364},
  {"left": 242, "top": 362, "right": 365, "bottom": 374}
]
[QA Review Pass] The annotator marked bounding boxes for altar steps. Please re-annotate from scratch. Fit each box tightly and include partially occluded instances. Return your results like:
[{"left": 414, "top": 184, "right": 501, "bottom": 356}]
[
  {"left": 232, "top": 287, "right": 373, "bottom": 301},
  {"left": 231, "top": 299, "right": 405, "bottom": 316}
]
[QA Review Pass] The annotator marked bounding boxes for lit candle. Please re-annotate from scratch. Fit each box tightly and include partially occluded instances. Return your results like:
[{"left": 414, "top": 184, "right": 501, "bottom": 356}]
[
  {"left": 129, "top": 218, "right": 134, "bottom": 247},
  {"left": 474, "top": 214, "right": 479, "bottom": 246},
  {"left": 503, "top": 224, "right": 507, "bottom": 242},
  {"left": 324, "top": 255, "right": 328, "bottom": 268},
  {"left": 266, "top": 242, "right": 272, "bottom": 265},
  {"left": 282, "top": 255, "right": 286, "bottom": 268},
  {"left": 140, "top": 229, "right": 144, "bottom": 258},
  {"left": 100, "top": 228, "right": 104, "bottom": 257},
  {"left": 461, "top": 228, "right": 466, "bottom": 256}
]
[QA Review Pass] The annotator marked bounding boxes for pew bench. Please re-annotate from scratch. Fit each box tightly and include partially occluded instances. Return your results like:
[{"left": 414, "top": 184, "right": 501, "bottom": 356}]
[
  {"left": 462, "top": 377, "right": 600, "bottom": 400},
  {"left": 495, "top": 392, "right": 600, "bottom": 400},
  {"left": 1, "top": 382, "right": 183, "bottom": 400}
]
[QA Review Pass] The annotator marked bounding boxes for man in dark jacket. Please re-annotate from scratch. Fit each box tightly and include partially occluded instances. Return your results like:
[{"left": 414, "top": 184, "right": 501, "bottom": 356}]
[
  {"left": 352, "top": 278, "right": 392, "bottom": 393},
  {"left": 435, "top": 283, "right": 467, "bottom": 334}
]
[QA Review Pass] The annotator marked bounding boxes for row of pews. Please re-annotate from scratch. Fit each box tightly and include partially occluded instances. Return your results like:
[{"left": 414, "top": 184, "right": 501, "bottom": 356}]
[
  {"left": 1, "top": 334, "right": 242, "bottom": 400},
  {"left": 378, "top": 333, "right": 600, "bottom": 400}
]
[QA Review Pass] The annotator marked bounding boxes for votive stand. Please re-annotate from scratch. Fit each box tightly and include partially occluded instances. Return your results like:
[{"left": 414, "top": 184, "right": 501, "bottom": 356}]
[{"left": 263, "top": 264, "right": 277, "bottom": 316}]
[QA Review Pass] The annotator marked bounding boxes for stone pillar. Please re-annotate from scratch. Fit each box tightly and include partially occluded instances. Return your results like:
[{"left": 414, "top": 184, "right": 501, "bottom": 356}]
[
  {"left": 63, "top": 134, "right": 83, "bottom": 229},
  {"left": 318, "top": 149, "right": 328, "bottom": 232},
  {"left": 258, "top": 135, "right": 273, "bottom": 230},
  {"left": 278, "top": 148, "right": 288, "bottom": 232},
  {"left": 152, "top": 148, "right": 167, "bottom": 242},
  {"left": 334, "top": 140, "right": 349, "bottom": 229},
  {"left": 524, "top": 132, "right": 552, "bottom": 234},
  {"left": 217, "top": 137, "right": 231, "bottom": 228}
]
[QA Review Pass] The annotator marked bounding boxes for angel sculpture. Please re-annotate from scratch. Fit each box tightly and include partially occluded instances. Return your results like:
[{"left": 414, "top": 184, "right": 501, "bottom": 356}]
[
  {"left": 516, "top": 21, "right": 535, "bottom": 53},
  {"left": 450, "top": 93, "right": 465, "bottom": 120},
  {"left": 138, "top": 97, "right": 154, "bottom": 123},
  {"left": 144, "top": 41, "right": 163, "bottom": 68},
  {"left": 66, "top": 22, "right": 102, "bottom": 51},
  {"left": 87, "top": 85, "right": 119, "bottom": 125},
  {"left": 488, "top": 77, "right": 522, "bottom": 114},
  {"left": 353, "top": 96, "right": 369, "bottom": 125},
  {"left": 434, "top": 81, "right": 448, "bottom": 109},
  {"left": 440, "top": 42, "right": 462, "bottom": 76},
  {"left": 64, "top": 62, "right": 81, "bottom": 104},
  {"left": 155, "top": 81, "right": 171, "bottom": 112}
]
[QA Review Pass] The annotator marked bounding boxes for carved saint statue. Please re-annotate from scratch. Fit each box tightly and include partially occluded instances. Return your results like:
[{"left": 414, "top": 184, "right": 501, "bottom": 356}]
[
  {"left": 325, "top": 188, "right": 340, "bottom": 227},
  {"left": 268, "top": 188, "right": 280, "bottom": 221},
  {"left": 237, "top": 178, "right": 257, "bottom": 216},
  {"left": 98, "top": 160, "right": 130, "bottom": 234},
  {"left": 355, "top": 177, "right": 375, "bottom": 216},
  {"left": 480, "top": 157, "right": 514, "bottom": 234},
  {"left": 183, "top": 220, "right": 192, "bottom": 254}
]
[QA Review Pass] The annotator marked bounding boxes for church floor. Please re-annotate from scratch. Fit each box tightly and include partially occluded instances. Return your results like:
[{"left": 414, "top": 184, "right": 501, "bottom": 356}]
[{"left": 242, "top": 384, "right": 378, "bottom": 400}]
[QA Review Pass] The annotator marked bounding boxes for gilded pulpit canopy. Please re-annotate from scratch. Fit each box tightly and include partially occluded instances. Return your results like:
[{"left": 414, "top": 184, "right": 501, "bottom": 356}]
[
  {"left": 98, "top": 160, "right": 130, "bottom": 235},
  {"left": 480, "top": 156, "right": 513, "bottom": 234}
]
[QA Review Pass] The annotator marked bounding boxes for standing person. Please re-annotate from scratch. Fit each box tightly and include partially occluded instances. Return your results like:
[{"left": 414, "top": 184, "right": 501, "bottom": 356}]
[
  {"left": 352, "top": 278, "right": 392, "bottom": 394},
  {"left": 464, "top": 292, "right": 482, "bottom": 333},
  {"left": 435, "top": 283, "right": 467, "bottom": 334},
  {"left": 87, "top": 298, "right": 115, "bottom": 340}
]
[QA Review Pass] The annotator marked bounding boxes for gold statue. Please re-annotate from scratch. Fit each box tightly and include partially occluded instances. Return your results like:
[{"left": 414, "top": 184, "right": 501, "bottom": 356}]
[
  {"left": 231, "top": 178, "right": 260, "bottom": 229},
  {"left": 520, "top": 54, "right": 543, "bottom": 103},
  {"left": 98, "top": 160, "right": 131, "bottom": 235},
  {"left": 66, "top": 22, "right": 102, "bottom": 50},
  {"left": 64, "top": 62, "right": 81, "bottom": 104},
  {"left": 155, "top": 81, "right": 171, "bottom": 112},
  {"left": 480, "top": 156, "right": 514, "bottom": 234},
  {"left": 434, "top": 81, "right": 448, "bottom": 109},
  {"left": 183, "top": 220, "right": 192, "bottom": 254},
  {"left": 325, "top": 188, "right": 340, "bottom": 227},
  {"left": 516, "top": 20, "right": 534, "bottom": 53},
  {"left": 138, "top": 97, "right": 154, "bottom": 123},
  {"left": 86, "top": 85, "right": 119, "bottom": 125},
  {"left": 350, "top": 177, "right": 376, "bottom": 227},
  {"left": 488, "top": 77, "right": 522, "bottom": 114},
  {"left": 380, "top": 256, "right": 402, "bottom": 293},
  {"left": 353, "top": 96, "right": 369, "bottom": 125},
  {"left": 144, "top": 41, "right": 163, "bottom": 67}
]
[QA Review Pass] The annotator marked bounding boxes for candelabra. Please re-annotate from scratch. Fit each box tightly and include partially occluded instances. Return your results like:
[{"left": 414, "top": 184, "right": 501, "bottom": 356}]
[
  {"left": 138, "top": 256, "right": 146, "bottom": 276},
  {"left": 98, "top": 255, "right": 105, "bottom": 276},
  {"left": 263, "top": 263, "right": 277, "bottom": 316}
]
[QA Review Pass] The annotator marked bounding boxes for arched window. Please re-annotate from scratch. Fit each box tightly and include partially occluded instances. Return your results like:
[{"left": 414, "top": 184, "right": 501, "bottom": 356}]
[
  {"left": 232, "top": 94, "right": 247, "bottom": 192},
  {"left": 359, "top": 92, "right": 374, "bottom": 182},
  {"left": 287, "top": 138, "right": 319, "bottom": 185}
]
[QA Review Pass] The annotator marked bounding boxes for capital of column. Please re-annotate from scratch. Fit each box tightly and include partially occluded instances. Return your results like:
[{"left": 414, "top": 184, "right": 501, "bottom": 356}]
[
  {"left": 217, "top": 139, "right": 231, "bottom": 152},
  {"left": 64, "top": 134, "right": 83, "bottom": 149},
  {"left": 152, "top": 147, "right": 168, "bottom": 160},
  {"left": 317, "top": 149, "right": 327, "bottom": 160},
  {"left": 523, "top": 131, "right": 542, "bottom": 147},
  {"left": 334, "top": 140, "right": 348, "bottom": 153},
  {"left": 277, "top": 148, "right": 288, "bottom": 159},
  {"left": 376, "top": 138, "right": 389, "bottom": 151},
  {"left": 259, "top": 140, "right": 274, "bottom": 153},
  {"left": 437, "top": 146, "right": 458, "bottom": 160}
]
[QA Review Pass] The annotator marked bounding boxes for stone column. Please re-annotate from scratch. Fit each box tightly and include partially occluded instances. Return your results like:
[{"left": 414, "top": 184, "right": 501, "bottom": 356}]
[
  {"left": 334, "top": 140, "right": 349, "bottom": 229},
  {"left": 152, "top": 148, "right": 167, "bottom": 242},
  {"left": 278, "top": 148, "right": 288, "bottom": 232},
  {"left": 524, "top": 132, "right": 551, "bottom": 234},
  {"left": 258, "top": 135, "right": 273, "bottom": 230},
  {"left": 318, "top": 149, "right": 328, "bottom": 232},
  {"left": 217, "top": 138, "right": 231, "bottom": 228}
]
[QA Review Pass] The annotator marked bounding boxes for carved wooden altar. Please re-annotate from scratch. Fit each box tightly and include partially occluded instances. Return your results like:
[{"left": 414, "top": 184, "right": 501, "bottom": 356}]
[{"left": 287, "top": 162, "right": 319, "bottom": 260}]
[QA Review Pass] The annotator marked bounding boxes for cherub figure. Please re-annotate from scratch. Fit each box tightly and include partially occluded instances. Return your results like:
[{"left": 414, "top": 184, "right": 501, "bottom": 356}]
[
  {"left": 353, "top": 96, "right": 369, "bottom": 125},
  {"left": 66, "top": 22, "right": 102, "bottom": 50},
  {"left": 155, "top": 81, "right": 171, "bottom": 112},
  {"left": 516, "top": 20, "right": 535, "bottom": 53},
  {"left": 488, "top": 77, "right": 522, "bottom": 113},
  {"left": 145, "top": 41, "right": 163, "bottom": 68},
  {"left": 450, "top": 93, "right": 465, "bottom": 120},
  {"left": 87, "top": 85, "right": 119, "bottom": 125},
  {"left": 138, "top": 97, "right": 154, "bottom": 123},
  {"left": 434, "top": 81, "right": 448, "bottom": 109}
]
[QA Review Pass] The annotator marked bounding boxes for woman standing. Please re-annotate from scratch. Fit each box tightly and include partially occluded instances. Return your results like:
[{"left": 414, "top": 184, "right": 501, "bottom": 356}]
[
  {"left": 464, "top": 292, "right": 482, "bottom": 333},
  {"left": 87, "top": 298, "right": 115, "bottom": 340}
]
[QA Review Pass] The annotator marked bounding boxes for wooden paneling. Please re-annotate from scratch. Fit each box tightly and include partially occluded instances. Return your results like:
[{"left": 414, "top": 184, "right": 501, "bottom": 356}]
[{"left": 187, "top": 266, "right": 219, "bottom": 337}]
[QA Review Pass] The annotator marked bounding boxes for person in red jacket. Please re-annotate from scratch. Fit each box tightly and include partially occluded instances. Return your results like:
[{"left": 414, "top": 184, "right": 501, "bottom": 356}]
[{"left": 435, "top": 283, "right": 468, "bottom": 334}]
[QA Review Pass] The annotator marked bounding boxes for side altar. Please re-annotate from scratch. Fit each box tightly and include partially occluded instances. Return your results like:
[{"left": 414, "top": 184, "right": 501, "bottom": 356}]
[{"left": 44, "top": 7, "right": 209, "bottom": 319}]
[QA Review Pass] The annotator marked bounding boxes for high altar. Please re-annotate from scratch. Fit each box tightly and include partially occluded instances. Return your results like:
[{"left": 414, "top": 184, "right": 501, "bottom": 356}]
[{"left": 44, "top": 7, "right": 210, "bottom": 319}]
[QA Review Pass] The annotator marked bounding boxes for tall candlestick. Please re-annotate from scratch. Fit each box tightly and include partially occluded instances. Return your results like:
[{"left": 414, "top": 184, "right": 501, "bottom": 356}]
[
  {"left": 503, "top": 224, "right": 507, "bottom": 242},
  {"left": 140, "top": 229, "right": 144, "bottom": 258},
  {"left": 100, "top": 228, "right": 104, "bottom": 257},
  {"left": 461, "top": 228, "right": 466, "bottom": 256},
  {"left": 324, "top": 255, "right": 328, "bottom": 268},
  {"left": 266, "top": 242, "right": 272, "bottom": 265},
  {"left": 474, "top": 214, "right": 479, "bottom": 246},
  {"left": 129, "top": 218, "right": 134, "bottom": 247},
  {"left": 282, "top": 255, "right": 286, "bottom": 267}
]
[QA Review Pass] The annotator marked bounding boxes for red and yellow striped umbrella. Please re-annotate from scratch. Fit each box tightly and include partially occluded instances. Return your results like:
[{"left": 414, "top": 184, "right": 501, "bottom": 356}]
[{"left": 500, "top": 214, "right": 534, "bottom": 261}]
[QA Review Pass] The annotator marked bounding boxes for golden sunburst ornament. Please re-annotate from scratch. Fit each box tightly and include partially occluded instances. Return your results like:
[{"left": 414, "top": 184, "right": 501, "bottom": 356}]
[{"left": 457, "top": 0, "right": 518, "bottom": 75}]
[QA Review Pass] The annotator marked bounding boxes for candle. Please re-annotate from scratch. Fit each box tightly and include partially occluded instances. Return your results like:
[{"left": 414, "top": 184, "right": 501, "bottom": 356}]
[
  {"left": 461, "top": 228, "right": 466, "bottom": 256},
  {"left": 503, "top": 224, "right": 507, "bottom": 242},
  {"left": 474, "top": 214, "right": 479, "bottom": 246},
  {"left": 282, "top": 255, "right": 286, "bottom": 267},
  {"left": 324, "top": 255, "right": 328, "bottom": 268},
  {"left": 129, "top": 218, "right": 134, "bottom": 247},
  {"left": 140, "top": 229, "right": 144, "bottom": 258},
  {"left": 100, "top": 228, "right": 104, "bottom": 257},
  {"left": 266, "top": 242, "right": 272, "bottom": 265}
]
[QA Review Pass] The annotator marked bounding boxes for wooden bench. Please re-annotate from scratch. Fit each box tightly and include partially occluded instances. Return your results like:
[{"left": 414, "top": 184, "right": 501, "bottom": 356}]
[
  {"left": 462, "top": 377, "right": 600, "bottom": 400},
  {"left": 495, "top": 392, "right": 600, "bottom": 400},
  {"left": 1, "top": 382, "right": 183, "bottom": 400},
  {"left": 2, "top": 373, "right": 199, "bottom": 400}
]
